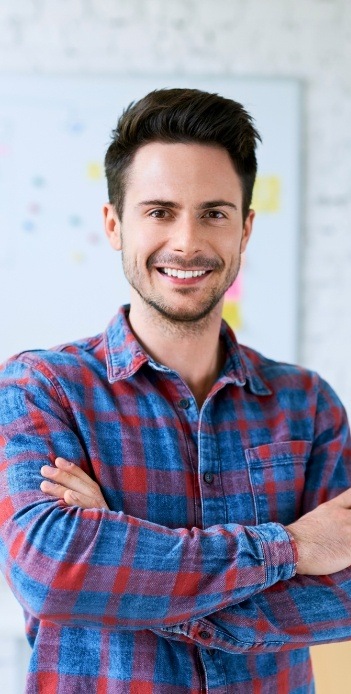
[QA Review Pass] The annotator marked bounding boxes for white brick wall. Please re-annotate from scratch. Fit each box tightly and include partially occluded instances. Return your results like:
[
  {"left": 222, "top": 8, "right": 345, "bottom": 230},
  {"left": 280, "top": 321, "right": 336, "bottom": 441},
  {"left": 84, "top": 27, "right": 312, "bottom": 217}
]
[{"left": 1, "top": 0, "right": 351, "bottom": 689}]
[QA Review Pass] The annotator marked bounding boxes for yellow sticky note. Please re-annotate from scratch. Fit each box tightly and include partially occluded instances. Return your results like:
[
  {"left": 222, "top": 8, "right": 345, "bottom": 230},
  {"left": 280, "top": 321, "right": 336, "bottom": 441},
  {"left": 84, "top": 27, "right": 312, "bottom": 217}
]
[
  {"left": 222, "top": 301, "right": 242, "bottom": 331},
  {"left": 87, "top": 162, "right": 104, "bottom": 180},
  {"left": 252, "top": 175, "right": 281, "bottom": 213}
]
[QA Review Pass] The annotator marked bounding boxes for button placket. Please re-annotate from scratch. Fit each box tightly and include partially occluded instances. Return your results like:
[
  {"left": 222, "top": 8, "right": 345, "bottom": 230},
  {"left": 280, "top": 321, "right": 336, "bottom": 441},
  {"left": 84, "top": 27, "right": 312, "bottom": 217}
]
[{"left": 198, "top": 402, "right": 227, "bottom": 527}]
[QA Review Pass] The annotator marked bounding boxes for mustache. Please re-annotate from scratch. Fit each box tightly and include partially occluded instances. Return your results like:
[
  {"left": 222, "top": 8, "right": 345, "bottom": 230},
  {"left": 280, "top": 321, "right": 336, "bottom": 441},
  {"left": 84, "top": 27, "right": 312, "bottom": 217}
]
[{"left": 147, "top": 253, "right": 223, "bottom": 271}]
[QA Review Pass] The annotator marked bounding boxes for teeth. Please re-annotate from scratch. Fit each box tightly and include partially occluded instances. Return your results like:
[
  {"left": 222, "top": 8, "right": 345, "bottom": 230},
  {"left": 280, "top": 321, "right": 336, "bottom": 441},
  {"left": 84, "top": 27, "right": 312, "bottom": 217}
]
[{"left": 161, "top": 268, "right": 207, "bottom": 278}]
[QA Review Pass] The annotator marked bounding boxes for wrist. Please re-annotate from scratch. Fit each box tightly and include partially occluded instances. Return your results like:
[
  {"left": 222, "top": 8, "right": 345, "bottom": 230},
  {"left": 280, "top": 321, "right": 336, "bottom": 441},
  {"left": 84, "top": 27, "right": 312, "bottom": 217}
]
[{"left": 285, "top": 523, "right": 306, "bottom": 575}]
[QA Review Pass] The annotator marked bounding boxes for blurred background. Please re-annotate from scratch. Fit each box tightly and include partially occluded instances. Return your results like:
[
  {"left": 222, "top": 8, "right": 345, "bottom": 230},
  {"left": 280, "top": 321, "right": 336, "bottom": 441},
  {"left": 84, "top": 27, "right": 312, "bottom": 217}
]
[{"left": 0, "top": 1, "right": 351, "bottom": 691}]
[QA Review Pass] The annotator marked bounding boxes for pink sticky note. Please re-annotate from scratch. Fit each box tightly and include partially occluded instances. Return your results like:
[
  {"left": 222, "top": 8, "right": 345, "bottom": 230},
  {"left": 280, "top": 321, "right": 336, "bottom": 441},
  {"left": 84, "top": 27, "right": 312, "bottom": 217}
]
[{"left": 225, "top": 270, "right": 243, "bottom": 301}]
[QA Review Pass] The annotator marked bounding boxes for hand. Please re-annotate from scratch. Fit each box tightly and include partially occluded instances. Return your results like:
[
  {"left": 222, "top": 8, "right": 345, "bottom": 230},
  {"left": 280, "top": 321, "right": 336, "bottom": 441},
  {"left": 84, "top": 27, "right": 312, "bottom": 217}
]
[
  {"left": 40, "top": 457, "right": 109, "bottom": 510},
  {"left": 287, "top": 488, "right": 351, "bottom": 575}
]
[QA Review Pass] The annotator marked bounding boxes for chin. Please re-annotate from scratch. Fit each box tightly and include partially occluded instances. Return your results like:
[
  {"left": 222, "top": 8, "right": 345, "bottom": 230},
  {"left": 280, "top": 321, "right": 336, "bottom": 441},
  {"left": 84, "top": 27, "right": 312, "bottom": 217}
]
[{"left": 148, "top": 299, "right": 221, "bottom": 324}]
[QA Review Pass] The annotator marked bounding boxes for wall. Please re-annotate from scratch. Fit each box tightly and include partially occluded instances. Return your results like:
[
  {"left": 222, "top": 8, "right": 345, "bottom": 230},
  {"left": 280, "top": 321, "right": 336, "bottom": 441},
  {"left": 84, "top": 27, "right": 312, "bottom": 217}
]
[
  {"left": 1, "top": 0, "right": 350, "bottom": 410},
  {"left": 0, "top": 1, "right": 350, "bottom": 692}
]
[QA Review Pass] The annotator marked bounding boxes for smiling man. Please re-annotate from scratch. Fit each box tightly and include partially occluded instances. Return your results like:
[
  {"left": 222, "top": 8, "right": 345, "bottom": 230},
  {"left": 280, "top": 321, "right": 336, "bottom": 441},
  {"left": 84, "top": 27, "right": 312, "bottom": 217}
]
[
  {"left": 1, "top": 88, "right": 351, "bottom": 694},
  {"left": 103, "top": 139, "right": 254, "bottom": 407}
]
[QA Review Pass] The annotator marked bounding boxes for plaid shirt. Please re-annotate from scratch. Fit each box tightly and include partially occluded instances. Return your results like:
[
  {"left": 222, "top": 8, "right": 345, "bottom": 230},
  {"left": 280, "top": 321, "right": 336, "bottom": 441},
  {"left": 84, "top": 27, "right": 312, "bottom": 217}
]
[{"left": 1, "top": 305, "right": 351, "bottom": 694}]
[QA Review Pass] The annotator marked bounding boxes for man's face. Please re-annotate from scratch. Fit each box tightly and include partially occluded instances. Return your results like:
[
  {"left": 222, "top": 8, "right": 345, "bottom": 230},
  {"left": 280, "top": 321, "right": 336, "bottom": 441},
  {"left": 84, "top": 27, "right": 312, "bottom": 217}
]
[{"left": 104, "top": 141, "right": 254, "bottom": 323}]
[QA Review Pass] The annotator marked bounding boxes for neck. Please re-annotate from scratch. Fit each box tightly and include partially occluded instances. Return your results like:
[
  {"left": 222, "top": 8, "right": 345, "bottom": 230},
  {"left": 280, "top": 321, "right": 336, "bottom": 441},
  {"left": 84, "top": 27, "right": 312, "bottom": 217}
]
[{"left": 128, "top": 296, "right": 225, "bottom": 407}]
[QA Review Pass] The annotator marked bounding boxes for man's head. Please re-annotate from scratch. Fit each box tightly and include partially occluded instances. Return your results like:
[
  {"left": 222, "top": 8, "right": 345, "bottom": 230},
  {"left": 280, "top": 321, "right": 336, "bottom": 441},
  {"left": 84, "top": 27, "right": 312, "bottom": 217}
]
[{"left": 104, "top": 88, "right": 261, "bottom": 222}]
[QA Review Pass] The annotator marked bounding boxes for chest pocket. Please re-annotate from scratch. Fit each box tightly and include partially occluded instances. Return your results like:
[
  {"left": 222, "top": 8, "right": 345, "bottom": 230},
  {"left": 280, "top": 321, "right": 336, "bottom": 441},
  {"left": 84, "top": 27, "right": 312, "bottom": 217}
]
[{"left": 245, "top": 440, "right": 312, "bottom": 525}]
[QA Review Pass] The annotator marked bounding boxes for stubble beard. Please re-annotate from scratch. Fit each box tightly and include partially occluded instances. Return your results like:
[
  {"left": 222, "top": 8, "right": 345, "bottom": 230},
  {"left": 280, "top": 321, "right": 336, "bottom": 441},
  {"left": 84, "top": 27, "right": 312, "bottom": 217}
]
[{"left": 121, "top": 248, "right": 241, "bottom": 335}]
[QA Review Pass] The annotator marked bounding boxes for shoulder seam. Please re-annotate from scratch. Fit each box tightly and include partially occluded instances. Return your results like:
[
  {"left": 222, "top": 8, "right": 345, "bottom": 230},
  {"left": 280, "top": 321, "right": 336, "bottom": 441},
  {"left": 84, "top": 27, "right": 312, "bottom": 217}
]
[
  {"left": 54, "top": 333, "right": 103, "bottom": 354},
  {"left": 17, "top": 355, "right": 78, "bottom": 430}
]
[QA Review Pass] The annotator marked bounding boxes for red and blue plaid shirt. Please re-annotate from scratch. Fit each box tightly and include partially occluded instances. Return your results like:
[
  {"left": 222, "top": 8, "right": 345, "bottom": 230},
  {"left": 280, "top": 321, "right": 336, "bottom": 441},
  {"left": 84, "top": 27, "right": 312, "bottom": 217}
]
[{"left": 1, "top": 305, "right": 351, "bottom": 693}]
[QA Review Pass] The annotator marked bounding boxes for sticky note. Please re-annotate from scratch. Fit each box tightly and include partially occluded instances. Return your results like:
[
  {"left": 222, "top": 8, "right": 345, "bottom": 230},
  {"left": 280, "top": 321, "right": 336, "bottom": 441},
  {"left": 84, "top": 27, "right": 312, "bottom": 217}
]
[
  {"left": 87, "top": 232, "right": 101, "bottom": 245},
  {"left": 28, "top": 202, "right": 41, "bottom": 215},
  {"left": 32, "top": 176, "right": 46, "bottom": 187},
  {"left": 68, "top": 120, "right": 85, "bottom": 135},
  {"left": 69, "top": 215, "right": 82, "bottom": 227},
  {"left": 225, "top": 271, "right": 243, "bottom": 302},
  {"left": 87, "top": 162, "right": 103, "bottom": 180},
  {"left": 222, "top": 301, "right": 242, "bottom": 331},
  {"left": 252, "top": 175, "right": 281, "bottom": 213},
  {"left": 23, "top": 220, "right": 35, "bottom": 232}
]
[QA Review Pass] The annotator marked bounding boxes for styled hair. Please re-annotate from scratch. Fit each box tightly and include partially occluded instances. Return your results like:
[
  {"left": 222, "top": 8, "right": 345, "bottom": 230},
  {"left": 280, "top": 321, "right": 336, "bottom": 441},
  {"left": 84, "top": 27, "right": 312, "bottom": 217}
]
[{"left": 104, "top": 88, "right": 261, "bottom": 220}]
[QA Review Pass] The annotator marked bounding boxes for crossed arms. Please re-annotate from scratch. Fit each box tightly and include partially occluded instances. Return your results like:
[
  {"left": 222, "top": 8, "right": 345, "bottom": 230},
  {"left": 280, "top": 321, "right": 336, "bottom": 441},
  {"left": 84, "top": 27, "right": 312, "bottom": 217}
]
[
  {"left": 1, "top": 356, "right": 351, "bottom": 654},
  {"left": 39, "top": 455, "right": 351, "bottom": 652},
  {"left": 41, "top": 456, "right": 351, "bottom": 577}
]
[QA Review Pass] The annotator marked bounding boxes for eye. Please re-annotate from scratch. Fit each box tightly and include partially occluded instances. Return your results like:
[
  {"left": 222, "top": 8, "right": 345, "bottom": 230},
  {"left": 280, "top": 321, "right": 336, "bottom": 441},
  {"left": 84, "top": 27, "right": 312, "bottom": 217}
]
[
  {"left": 148, "top": 209, "right": 171, "bottom": 219},
  {"left": 203, "top": 210, "right": 226, "bottom": 219}
]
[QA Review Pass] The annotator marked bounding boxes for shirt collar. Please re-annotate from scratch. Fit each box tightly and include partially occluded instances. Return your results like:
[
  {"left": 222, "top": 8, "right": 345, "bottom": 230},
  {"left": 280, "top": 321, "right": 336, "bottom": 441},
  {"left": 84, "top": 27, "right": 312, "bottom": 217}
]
[
  {"left": 104, "top": 305, "right": 272, "bottom": 396},
  {"left": 219, "top": 320, "right": 272, "bottom": 395}
]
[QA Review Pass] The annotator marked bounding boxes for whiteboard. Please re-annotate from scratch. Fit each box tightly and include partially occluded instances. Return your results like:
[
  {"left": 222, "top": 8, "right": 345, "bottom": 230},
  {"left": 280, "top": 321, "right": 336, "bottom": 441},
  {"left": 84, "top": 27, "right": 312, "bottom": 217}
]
[{"left": 0, "top": 76, "right": 301, "bottom": 363}]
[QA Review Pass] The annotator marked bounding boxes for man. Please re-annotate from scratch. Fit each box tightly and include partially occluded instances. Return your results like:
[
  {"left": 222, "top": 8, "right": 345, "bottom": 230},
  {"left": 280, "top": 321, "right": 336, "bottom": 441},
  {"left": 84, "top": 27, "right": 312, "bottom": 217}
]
[{"left": 1, "top": 88, "right": 351, "bottom": 694}]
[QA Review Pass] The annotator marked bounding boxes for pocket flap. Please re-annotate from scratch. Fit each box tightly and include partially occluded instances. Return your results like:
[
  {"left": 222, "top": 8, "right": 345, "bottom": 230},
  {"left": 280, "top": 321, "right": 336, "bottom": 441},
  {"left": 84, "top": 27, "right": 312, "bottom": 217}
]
[{"left": 245, "top": 440, "right": 312, "bottom": 467}]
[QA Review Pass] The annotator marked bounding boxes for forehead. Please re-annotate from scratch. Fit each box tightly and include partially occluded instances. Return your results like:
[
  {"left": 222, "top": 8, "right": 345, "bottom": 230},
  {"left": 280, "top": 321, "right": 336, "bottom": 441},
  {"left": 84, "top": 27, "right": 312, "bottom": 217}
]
[{"left": 125, "top": 141, "right": 242, "bottom": 202}]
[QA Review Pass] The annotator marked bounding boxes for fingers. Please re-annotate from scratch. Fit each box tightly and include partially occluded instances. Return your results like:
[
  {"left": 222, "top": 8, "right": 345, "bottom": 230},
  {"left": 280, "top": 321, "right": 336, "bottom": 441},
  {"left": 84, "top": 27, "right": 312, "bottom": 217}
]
[
  {"left": 40, "top": 478, "right": 69, "bottom": 500},
  {"left": 40, "top": 457, "right": 109, "bottom": 510},
  {"left": 41, "top": 460, "right": 94, "bottom": 496},
  {"left": 55, "top": 457, "right": 97, "bottom": 485},
  {"left": 62, "top": 487, "right": 107, "bottom": 509},
  {"left": 41, "top": 478, "right": 107, "bottom": 509}
]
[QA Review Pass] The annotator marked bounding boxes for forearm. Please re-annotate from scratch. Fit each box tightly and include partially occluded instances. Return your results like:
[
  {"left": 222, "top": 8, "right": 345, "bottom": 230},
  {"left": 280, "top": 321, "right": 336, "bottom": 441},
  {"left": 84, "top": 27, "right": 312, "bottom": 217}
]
[
  {"left": 159, "top": 568, "right": 351, "bottom": 653},
  {"left": 154, "top": 495, "right": 351, "bottom": 652},
  {"left": 0, "top": 500, "right": 296, "bottom": 630}
]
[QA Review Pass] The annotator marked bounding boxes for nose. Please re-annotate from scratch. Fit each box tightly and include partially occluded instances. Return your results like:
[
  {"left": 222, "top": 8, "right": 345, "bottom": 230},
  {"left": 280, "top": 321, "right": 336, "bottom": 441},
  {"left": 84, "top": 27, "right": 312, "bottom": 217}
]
[{"left": 171, "top": 215, "right": 202, "bottom": 255}]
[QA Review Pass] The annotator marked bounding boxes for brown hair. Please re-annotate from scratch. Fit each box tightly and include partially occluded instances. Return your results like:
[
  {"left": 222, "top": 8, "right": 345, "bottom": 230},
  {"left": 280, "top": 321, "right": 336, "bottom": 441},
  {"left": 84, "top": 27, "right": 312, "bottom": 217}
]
[{"left": 105, "top": 88, "right": 261, "bottom": 220}]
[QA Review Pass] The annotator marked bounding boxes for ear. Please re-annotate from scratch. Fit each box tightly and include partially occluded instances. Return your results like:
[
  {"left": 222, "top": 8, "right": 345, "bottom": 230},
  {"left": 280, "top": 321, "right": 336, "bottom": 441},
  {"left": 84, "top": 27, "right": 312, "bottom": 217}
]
[
  {"left": 240, "top": 209, "right": 255, "bottom": 254},
  {"left": 103, "top": 203, "right": 122, "bottom": 251}
]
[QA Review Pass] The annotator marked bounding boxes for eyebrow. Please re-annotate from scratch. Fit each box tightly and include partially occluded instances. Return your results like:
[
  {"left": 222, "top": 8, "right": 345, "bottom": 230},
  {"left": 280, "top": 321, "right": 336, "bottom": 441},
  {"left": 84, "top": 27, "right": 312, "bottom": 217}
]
[
  {"left": 197, "top": 200, "right": 238, "bottom": 211},
  {"left": 137, "top": 199, "right": 238, "bottom": 210}
]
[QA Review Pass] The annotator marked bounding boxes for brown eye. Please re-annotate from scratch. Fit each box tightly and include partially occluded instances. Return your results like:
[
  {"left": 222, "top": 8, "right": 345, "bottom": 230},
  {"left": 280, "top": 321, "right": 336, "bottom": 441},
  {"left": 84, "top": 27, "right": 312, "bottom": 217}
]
[
  {"left": 149, "top": 209, "right": 169, "bottom": 218},
  {"left": 204, "top": 210, "right": 226, "bottom": 219}
]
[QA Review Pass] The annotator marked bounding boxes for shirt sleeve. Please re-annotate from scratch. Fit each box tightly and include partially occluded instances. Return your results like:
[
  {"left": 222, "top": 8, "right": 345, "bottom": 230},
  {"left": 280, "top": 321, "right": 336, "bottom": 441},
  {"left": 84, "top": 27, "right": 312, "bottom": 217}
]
[
  {"left": 0, "top": 357, "right": 296, "bottom": 631},
  {"left": 158, "top": 375, "right": 351, "bottom": 652}
]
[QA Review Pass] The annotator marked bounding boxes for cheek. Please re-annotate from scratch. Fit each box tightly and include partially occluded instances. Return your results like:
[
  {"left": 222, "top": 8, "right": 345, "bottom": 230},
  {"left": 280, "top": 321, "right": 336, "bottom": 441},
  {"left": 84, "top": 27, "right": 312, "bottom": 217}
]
[
  {"left": 129, "top": 233, "right": 166, "bottom": 264},
  {"left": 217, "top": 237, "right": 242, "bottom": 261},
  {"left": 123, "top": 239, "right": 157, "bottom": 270}
]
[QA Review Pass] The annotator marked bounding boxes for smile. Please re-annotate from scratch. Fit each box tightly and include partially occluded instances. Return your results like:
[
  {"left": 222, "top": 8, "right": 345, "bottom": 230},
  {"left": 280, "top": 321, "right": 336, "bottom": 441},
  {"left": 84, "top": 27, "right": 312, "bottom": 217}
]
[{"left": 158, "top": 268, "right": 208, "bottom": 279}]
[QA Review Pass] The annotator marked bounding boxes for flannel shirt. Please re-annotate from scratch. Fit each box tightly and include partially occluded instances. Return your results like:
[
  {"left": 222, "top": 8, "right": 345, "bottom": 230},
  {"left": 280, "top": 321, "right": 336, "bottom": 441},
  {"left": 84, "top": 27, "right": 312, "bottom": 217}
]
[{"left": 0, "top": 304, "right": 351, "bottom": 694}]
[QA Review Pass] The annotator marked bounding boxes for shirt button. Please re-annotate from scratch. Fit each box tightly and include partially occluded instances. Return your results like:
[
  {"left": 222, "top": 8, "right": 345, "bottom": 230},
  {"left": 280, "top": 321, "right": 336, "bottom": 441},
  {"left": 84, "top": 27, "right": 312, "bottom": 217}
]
[
  {"left": 178, "top": 398, "right": 190, "bottom": 409},
  {"left": 199, "top": 630, "right": 211, "bottom": 640},
  {"left": 203, "top": 472, "right": 214, "bottom": 484}
]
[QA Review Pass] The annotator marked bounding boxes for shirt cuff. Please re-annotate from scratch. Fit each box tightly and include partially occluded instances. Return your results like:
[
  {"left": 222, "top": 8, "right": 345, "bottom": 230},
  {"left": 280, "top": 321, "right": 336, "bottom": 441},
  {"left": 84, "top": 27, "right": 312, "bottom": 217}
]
[{"left": 249, "top": 522, "right": 298, "bottom": 585}]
